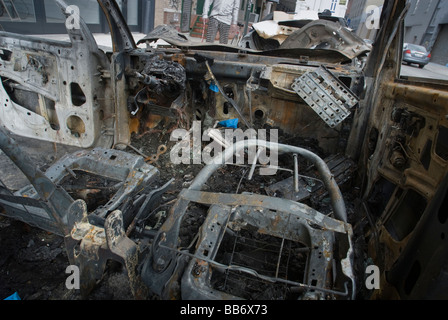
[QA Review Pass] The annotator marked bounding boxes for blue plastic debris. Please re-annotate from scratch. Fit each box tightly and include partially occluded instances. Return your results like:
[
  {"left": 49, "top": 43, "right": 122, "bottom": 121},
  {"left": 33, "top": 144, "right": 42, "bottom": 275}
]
[
  {"left": 4, "top": 292, "right": 20, "bottom": 300},
  {"left": 218, "top": 118, "right": 238, "bottom": 129},
  {"left": 209, "top": 82, "right": 219, "bottom": 93}
]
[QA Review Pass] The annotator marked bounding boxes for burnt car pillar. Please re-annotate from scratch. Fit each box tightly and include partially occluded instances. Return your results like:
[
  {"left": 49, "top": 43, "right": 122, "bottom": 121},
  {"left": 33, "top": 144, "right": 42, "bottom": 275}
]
[{"left": 97, "top": 0, "right": 137, "bottom": 149}]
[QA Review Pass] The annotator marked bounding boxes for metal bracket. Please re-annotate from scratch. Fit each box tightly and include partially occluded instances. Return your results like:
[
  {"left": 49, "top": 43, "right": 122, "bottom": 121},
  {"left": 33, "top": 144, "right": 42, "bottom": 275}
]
[
  {"left": 292, "top": 66, "right": 359, "bottom": 128},
  {"left": 105, "top": 210, "right": 149, "bottom": 299}
]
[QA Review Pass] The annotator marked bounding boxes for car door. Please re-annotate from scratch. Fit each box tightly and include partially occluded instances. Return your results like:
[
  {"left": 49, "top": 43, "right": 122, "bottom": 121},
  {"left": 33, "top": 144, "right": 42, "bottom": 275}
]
[
  {"left": 347, "top": 0, "right": 448, "bottom": 299},
  {"left": 0, "top": 1, "right": 114, "bottom": 149}
]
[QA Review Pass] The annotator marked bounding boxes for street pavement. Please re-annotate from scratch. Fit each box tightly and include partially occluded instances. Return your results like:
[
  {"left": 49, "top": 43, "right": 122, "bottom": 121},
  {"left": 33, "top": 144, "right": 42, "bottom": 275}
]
[{"left": 401, "top": 62, "right": 448, "bottom": 81}]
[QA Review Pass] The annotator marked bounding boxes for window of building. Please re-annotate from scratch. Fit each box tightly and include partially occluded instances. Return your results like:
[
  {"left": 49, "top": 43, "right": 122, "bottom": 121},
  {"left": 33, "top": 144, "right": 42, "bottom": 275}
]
[
  {"left": 126, "top": 0, "right": 139, "bottom": 26},
  {"left": 330, "top": 0, "right": 338, "bottom": 13},
  {"left": 0, "top": 0, "right": 36, "bottom": 22},
  {"left": 44, "top": 0, "right": 100, "bottom": 24}
]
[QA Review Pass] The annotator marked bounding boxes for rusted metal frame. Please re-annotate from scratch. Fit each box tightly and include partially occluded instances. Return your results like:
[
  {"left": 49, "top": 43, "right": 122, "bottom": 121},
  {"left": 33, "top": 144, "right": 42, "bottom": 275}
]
[
  {"left": 0, "top": 127, "right": 74, "bottom": 235},
  {"left": 174, "top": 248, "right": 350, "bottom": 298},
  {"left": 184, "top": 52, "right": 359, "bottom": 81},
  {"left": 65, "top": 201, "right": 148, "bottom": 298},
  {"left": 382, "top": 173, "right": 448, "bottom": 299},
  {"left": 189, "top": 139, "right": 348, "bottom": 223},
  {"left": 104, "top": 210, "right": 149, "bottom": 299},
  {"left": 368, "top": 4, "right": 409, "bottom": 99},
  {"left": 248, "top": 147, "right": 263, "bottom": 180},
  {"left": 179, "top": 205, "right": 240, "bottom": 299},
  {"left": 341, "top": 225, "right": 356, "bottom": 300},
  {"left": 44, "top": 146, "right": 161, "bottom": 295},
  {"left": 97, "top": 0, "right": 136, "bottom": 52},
  {"left": 0, "top": 128, "right": 158, "bottom": 298},
  {"left": 144, "top": 141, "right": 352, "bottom": 298},
  {"left": 185, "top": 139, "right": 355, "bottom": 298},
  {"left": 293, "top": 153, "right": 299, "bottom": 192},
  {"left": 153, "top": 200, "right": 347, "bottom": 298},
  {"left": 177, "top": 201, "right": 344, "bottom": 299},
  {"left": 279, "top": 20, "right": 371, "bottom": 60},
  {"left": 202, "top": 59, "right": 252, "bottom": 129},
  {"left": 180, "top": 189, "right": 347, "bottom": 234},
  {"left": 363, "top": 0, "right": 408, "bottom": 78},
  {"left": 383, "top": 81, "right": 448, "bottom": 112},
  {"left": 141, "top": 197, "right": 191, "bottom": 298},
  {"left": 13, "top": 146, "right": 160, "bottom": 228},
  {"left": 111, "top": 52, "right": 132, "bottom": 149},
  {"left": 125, "top": 178, "right": 175, "bottom": 237},
  {"left": 291, "top": 66, "right": 359, "bottom": 128},
  {"left": 347, "top": 1, "right": 408, "bottom": 161},
  {"left": 40, "top": 147, "right": 160, "bottom": 219},
  {"left": 146, "top": 194, "right": 352, "bottom": 299},
  {"left": 0, "top": 33, "right": 70, "bottom": 101},
  {"left": 184, "top": 194, "right": 336, "bottom": 297}
]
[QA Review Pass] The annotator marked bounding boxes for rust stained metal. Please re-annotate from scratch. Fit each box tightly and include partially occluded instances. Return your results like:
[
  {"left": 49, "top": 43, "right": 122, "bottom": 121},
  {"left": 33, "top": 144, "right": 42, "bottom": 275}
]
[
  {"left": 141, "top": 139, "right": 356, "bottom": 299},
  {"left": 105, "top": 210, "right": 149, "bottom": 299},
  {"left": 279, "top": 19, "right": 371, "bottom": 60},
  {"left": 187, "top": 140, "right": 348, "bottom": 223},
  {"left": 292, "top": 66, "right": 359, "bottom": 128},
  {"left": 384, "top": 81, "right": 448, "bottom": 114},
  {"left": 145, "top": 144, "right": 168, "bottom": 164},
  {"left": 66, "top": 208, "right": 150, "bottom": 299},
  {"left": 171, "top": 196, "right": 351, "bottom": 299},
  {"left": 179, "top": 189, "right": 348, "bottom": 236},
  {"left": 3, "top": 0, "right": 445, "bottom": 301},
  {"left": 171, "top": 53, "right": 187, "bottom": 67}
]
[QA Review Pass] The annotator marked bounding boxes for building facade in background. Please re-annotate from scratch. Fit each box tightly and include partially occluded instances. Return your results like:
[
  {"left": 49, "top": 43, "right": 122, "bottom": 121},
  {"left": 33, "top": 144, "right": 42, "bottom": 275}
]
[
  {"left": 0, "top": 0, "right": 350, "bottom": 36},
  {"left": 345, "top": 0, "right": 448, "bottom": 66},
  {"left": 178, "top": 0, "right": 351, "bottom": 40},
  {"left": 404, "top": 0, "right": 448, "bottom": 66},
  {"left": 3, "top": 0, "right": 446, "bottom": 67},
  {"left": 0, "top": 0, "right": 154, "bottom": 34},
  {"left": 345, "top": 0, "right": 383, "bottom": 40},
  {"left": 295, "top": 0, "right": 349, "bottom": 17}
]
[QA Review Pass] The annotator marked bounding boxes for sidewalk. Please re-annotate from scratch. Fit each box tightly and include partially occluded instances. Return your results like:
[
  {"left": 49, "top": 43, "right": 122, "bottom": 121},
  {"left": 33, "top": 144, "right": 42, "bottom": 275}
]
[{"left": 425, "top": 62, "right": 448, "bottom": 78}]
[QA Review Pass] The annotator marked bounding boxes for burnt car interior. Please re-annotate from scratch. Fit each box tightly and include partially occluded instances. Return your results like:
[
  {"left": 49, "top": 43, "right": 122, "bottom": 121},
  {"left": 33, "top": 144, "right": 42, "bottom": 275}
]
[{"left": 0, "top": 0, "right": 447, "bottom": 300}]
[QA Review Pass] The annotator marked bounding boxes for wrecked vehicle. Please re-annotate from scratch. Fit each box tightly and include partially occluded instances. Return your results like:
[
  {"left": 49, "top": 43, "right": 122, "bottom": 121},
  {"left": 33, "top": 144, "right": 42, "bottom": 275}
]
[
  {"left": 0, "top": 0, "right": 447, "bottom": 300},
  {"left": 238, "top": 10, "right": 365, "bottom": 54}
]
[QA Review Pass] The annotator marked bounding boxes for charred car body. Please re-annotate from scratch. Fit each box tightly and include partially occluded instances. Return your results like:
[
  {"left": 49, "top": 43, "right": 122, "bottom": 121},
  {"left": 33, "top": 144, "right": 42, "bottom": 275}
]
[{"left": 0, "top": 0, "right": 446, "bottom": 300}]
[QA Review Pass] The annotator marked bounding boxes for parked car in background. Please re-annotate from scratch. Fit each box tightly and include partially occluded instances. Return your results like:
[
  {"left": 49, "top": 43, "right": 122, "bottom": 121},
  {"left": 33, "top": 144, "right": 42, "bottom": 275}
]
[{"left": 402, "top": 43, "right": 431, "bottom": 68}]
